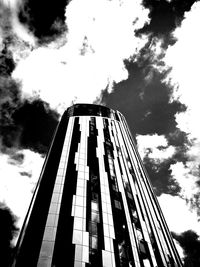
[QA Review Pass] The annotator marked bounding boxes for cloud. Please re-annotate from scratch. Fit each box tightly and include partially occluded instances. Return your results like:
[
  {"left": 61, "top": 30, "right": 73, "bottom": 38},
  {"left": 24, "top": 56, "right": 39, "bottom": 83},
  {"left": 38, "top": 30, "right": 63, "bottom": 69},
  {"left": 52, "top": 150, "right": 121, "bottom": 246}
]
[
  {"left": 0, "top": 74, "right": 59, "bottom": 154},
  {"left": 164, "top": 2, "right": 200, "bottom": 139},
  {"left": 137, "top": 134, "right": 175, "bottom": 160},
  {"left": 158, "top": 194, "right": 200, "bottom": 235},
  {"left": 12, "top": 0, "right": 150, "bottom": 112},
  {"left": 18, "top": 0, "right": 68, "bottom": 42},
  {"left": 159, "top": 1, "right": 200, "bottom": 217},
  {"left": 139, "top": 0, "right": 196, "bottom": 46},
  {"left": 12, "top": 98, "right": 59, "bottom": 154},
  {"left": 100, "top": 60, "right": 185, "bottom": 136},
  {"left": 0, "top": 149, "right": 44, "bottom": 233},
  {"left": 0, "top": 202, "right": 19, "bottom": 267}
]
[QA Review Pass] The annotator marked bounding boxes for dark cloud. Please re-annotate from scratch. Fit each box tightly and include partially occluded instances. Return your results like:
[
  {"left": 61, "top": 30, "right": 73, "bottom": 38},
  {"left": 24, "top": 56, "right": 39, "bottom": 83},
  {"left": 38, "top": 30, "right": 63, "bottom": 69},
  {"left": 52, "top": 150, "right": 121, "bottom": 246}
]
[
  {"left": 8, "top": 152, "right": 25, "bottom": 165},
  {"left": 12, "top": 98, "right": 60, "bottom": 154},
  {"left": 18, "top": 0, "right": 69, "bottom": 42},
  {"left": 100, "top": 59, "right": 190, "bottom": 195},
  {"left": 139, "top": 0, "right": 197, "bottom": 46},
  {"left": 143, "top": 156, "right": 181, "bottom": 196},
  {"left": 0, "top": 76, "right": 59, "bottom": 154},
  {"left": 172, "top": 230, "right": 200, "bottom": 267},
  {"left": 0, "top": 76, "right": 22, "bottom": 152},
  {"left": 0, "top": 43, "right": 16, "bottom": 76},
  {"left": 19, "top": 171, "right": 32, "bottom": 178},
  {"left": 101, "top": 60, "right": 185, "bottom": 137},
  {"left": 0, "top": 202, "right": 19, "bottom": 267}
]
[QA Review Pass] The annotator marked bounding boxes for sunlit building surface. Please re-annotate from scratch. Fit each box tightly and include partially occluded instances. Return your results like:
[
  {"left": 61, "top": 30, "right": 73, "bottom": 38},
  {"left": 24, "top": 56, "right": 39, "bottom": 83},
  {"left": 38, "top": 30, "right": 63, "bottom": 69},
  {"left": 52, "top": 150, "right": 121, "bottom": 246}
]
[{"left": 12, "top": 104, "right": 182, "bottom": 267}]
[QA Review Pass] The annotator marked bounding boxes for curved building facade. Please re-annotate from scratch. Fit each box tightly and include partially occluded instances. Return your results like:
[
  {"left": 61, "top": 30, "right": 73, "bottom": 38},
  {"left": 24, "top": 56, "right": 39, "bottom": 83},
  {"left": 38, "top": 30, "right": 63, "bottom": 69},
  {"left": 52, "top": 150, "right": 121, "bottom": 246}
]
[{"left": 12, "top": 104, "right": 182, "bottom": 267}]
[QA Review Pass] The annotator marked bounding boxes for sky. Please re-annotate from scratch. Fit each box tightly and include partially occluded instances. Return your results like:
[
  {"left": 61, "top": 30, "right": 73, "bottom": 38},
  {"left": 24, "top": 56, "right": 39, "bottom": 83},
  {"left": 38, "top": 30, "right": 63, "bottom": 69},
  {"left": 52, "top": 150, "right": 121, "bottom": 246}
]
[{"left": 0, "top": 0, "right": 200, "bottom": 265}]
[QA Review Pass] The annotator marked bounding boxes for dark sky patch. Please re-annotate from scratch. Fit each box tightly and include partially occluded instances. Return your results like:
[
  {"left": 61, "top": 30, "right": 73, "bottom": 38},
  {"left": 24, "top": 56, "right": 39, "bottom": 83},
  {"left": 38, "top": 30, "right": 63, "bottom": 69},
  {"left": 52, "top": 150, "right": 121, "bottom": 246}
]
[
  {"left": 12, "top": 98, "right": 60, "bottom": 154},
  {"left": 19, "top": 171, "right": 32, "bottom": 178},
  {"left": 100, "top": 60, "right": 186, "bottom": 137},
  {"left": 139, "top": 0, "right": 197, "bottom": 47},
  {"left": 143, "top": 156, "right": 181, "bottom": 196},
  {"left": 0, "top": 76, "right": 22, "bottom": 152},
  {"left": 0, "top": 42, "right": 16, "bottom": 76},
  {"left": 0, "top": 75, "right": 59, "bottom": 154},
  {"left": 18, "top": 0, "right": 69, "bottom": 42},
  {"left": 189, "top": 192, "right": 200, "bottom": 218},
  {"left": 8, "top": 152, "right": 25, "bottom": 165},
  {"left": 172, "top": 230, "right": 200, "bottom": 266},
  {"left": 100, "top": 59, "right": 190, "bottom": 195},
  {"left": 0, "top": 202, "right": 19, "bottom": 267}
]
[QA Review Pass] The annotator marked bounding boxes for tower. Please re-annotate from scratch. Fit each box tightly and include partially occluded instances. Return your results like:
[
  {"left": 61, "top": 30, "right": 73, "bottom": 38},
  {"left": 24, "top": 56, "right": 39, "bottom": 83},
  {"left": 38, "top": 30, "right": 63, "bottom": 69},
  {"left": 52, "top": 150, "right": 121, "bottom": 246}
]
[{"left": 12, "top": 104, "right": 182, "bottom": 267}]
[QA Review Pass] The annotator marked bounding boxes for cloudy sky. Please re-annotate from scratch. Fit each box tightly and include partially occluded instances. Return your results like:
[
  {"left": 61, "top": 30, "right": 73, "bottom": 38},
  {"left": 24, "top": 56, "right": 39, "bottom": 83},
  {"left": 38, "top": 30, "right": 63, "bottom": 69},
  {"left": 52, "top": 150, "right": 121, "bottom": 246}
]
[{"left": 1, "top": 0, "right": 200, "bottom": 265}]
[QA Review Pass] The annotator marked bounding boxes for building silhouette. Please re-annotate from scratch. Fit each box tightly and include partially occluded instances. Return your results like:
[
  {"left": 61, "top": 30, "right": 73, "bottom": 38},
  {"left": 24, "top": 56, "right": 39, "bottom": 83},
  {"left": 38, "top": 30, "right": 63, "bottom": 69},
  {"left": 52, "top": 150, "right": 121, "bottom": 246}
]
[{"left": 12, "top": 104, "right": 183, "bottom": 267}]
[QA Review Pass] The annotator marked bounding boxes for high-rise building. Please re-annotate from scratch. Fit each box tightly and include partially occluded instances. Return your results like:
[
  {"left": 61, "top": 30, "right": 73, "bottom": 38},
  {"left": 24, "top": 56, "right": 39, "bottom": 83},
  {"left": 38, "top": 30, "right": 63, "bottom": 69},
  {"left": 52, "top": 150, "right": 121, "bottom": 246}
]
[{"left": 12, "top": 104, "right": 182, "bottom": 267}]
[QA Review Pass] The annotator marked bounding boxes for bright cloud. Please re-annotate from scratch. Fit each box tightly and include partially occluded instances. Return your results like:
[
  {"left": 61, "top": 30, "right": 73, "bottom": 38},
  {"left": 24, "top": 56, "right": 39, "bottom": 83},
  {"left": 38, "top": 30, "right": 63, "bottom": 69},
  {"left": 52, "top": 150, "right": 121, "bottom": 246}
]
[
  {"left": 164, "top": 2, "right": 200, "bottom": 139},
  {"left": 0, "top": 150, "right": 44, "bottom": 235},
  {"left": 170, "top": 162, "right": 199, "bottom": 201},
  {"left": 12, "top": 0, "right": 149, "bottom": 113},
  {"left": 158, "top": 194, "right": 200, "bottom": 235},
  {"left": 136, "top": 134, "right": 175, "bottom": 160}
]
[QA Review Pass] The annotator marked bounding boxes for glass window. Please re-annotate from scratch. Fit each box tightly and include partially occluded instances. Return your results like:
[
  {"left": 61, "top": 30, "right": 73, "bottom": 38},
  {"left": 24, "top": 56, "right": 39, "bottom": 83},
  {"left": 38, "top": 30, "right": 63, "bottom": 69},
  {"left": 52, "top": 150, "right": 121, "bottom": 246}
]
[
  {"left": 55, "top": 175, "right": 63, "bottom": 184},
  {"left": 102, "top": 250, "right": 112, "bottom": 267},
  {"left": 73, "top": 230, "right": 83, "bottom": 245},
  {"left": 83, "top": 231, "right": 89, "bottom": 247},
  {"left": 127, "top": 192, "right": 133, "bottom": 200},
  {"left": 114, "top": 200, "right": 122, "bottom": 210},
  {"left": 137, "top": 229, "right": 143, "bottom": 240},
  {"left": 103, "top": 212, "right": 108, "bottom": 224},
  {"left": 74, "top": 217, "right": 83, "bottom": 230},
  {"left": 91, "top": 211, "right": 99, "bottom": 223},
  {"left": 108, "top": 214, "right": 113, "bottom": 226},
  {"left": 75, "top": 206, "right": 83, "bottom": 218},
  {"left": 79, "top": 159, "right": 85, "bottom": 165},
  {"left": 57, "top": 169, "right": 64, "bottom": 176},
  {"left": 43, "top": 227, "right": 56, "bottom": 242},
  {"left": 77, "top": 179, "right": 84, "bottom": 188},
  {"left": 49, "top": 203, "right": 58, "bottom": 214},
  {"left": 46, "top": 214, "right": 56, "bottom": 226},
  {"left": 39, "top": 241, "right": 54, "bottom": 258},
  {"left": 107, "top": 204, "right": 112, "bottom": 214},
  {"left": 78, "top": 172, "right": 85, "bottom": 179},
  {"left": 78, "top": 165, "right": 85, "bottom": 172},
  {"left": 75, "top": 245, "right": 83, "bottom": 261},
  {"left": 103, "top": 224, "right": 109, "bottom": 237},
  {"left": 91, "top": 236, "right": 98, "bottom": 249},
  {"left": 82, "top": 245, "right": 89, "bottom": 262},
  {"left": 109, "top": 226, "right": 115, "bottom": 239},
  {"left": 53, "top": 184, "right": 61, "bottom": 193},
  {"left": 74, "top": 261, "right": 82, "bottom": 267},
  {"left": 59, "top": 162, "right": 65, "bottom": 169},
  {"left": 91, "top": 201, "right": 98, "bottom": 211},
  {"left": 37, "top": 256, "right": 52, "bottom": 267},
  {"left": 76, "top": 196, "right": 84, "bottom": 206},
  {"left": 89, "top": 222, "right": 98, "bottom": 235},
  {"left": 143, "top": 259, "right": 151, "bottom": 267},
  {"left": 102, "top": 202, "right": 107, "bottom": 213},
  {"left": 104, "top": 237, "right": 111, "bottom": 251},
  {"left": 76, "top": 186, "right": 84, "bottom": 196},
  {"left": 52, "top": 193, "right": 60, "bottom": 203}
]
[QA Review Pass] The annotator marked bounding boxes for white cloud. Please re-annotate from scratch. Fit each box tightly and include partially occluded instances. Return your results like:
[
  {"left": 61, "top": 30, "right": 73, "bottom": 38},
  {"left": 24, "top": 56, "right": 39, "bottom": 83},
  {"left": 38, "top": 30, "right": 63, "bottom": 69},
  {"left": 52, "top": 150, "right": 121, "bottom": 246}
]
[
  {"left": 136, "top": 134, "right": 175, "bottom": 160},
  {"left": 164, "top": 2, "right": 200, "bottom": 139},
  {"left": 12, "top": 0, "right": 149, "bottom": 113},
  {"left": 170, "top": 162, "right": 199, "bottom": 201},
  {"left": 0, "top": 150, "right": 44, "bottom": 237},
  {"left": 159, "top": 2, "right": 200, "bottom": 219},
  {"left": 158, "top": 194, "right": 200, "bottom": 235}
]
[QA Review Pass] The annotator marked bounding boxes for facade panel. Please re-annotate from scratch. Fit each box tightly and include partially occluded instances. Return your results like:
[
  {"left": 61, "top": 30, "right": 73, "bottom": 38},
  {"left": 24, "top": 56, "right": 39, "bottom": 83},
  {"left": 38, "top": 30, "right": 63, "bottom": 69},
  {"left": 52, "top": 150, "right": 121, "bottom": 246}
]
[{"left": 12, "top": 104, "right": 183, "bottom": 267}]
